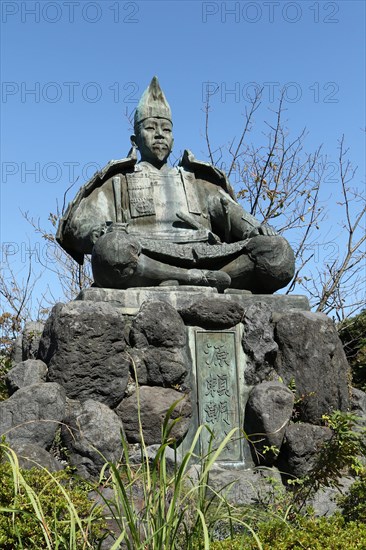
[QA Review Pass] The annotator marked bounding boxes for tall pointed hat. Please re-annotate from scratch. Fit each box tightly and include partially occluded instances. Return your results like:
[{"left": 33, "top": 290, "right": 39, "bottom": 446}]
[{"left": 134, "top": 76, "right": 172, "bottom": 127}]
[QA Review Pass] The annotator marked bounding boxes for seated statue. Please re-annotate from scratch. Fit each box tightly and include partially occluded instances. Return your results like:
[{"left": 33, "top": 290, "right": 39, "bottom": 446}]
[{"left": 56, "top": 77, "right": 295, "bottom": 293}]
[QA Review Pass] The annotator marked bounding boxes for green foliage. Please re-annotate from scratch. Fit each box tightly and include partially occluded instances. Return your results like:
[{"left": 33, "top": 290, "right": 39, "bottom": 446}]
[
  {"left": 290, "top": 410, "right": 366, "bottom": 512},
  {"left": 0, "top": 444, "right": 105, "bottom": 549},
  {"left": 0, "top": 312, "right": 18, "bottom": 402},
  {"left": 0, "top": 312, "right": 21, "bottom": 354},
  {"left": 317, "top": 411, "right": 366, "bottom": 479},
  {"left": 338, "top": 309, "right": 366, "bottom": 390},
  {"left": 97, "top": 396, "right": 257, "bottom": 550},
  {"left": 0, "top": 354, "right": 12, "bottom": 402},
  {"left": 1, "top": 406, "right": 365, "bottom": 548},
  {"left": 338, "top": 467, "right": 366, "bottom": 523},
  {"left": 287, "top": 377, "right": 315, "bottom": 422},
  {"left": 210, "top": 515, "right": 366, "bottom": 549}
]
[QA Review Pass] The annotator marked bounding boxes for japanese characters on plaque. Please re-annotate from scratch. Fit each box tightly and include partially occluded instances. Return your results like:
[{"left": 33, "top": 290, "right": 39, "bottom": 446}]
[{"left": 195, "top": 330, "right": 242, "bottom": 462}]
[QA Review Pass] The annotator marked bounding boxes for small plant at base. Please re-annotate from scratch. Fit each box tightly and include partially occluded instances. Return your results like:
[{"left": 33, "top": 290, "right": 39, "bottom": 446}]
[
  {"left": 290, "top": 410, "right": 366, "bottom": 512},
  {"left": 338, "top": 309, "right": 366, "bottom": 391},
  {"left": 262, "top": 445, "right": 280, "bottom": 459},
  {"left": 287, "top": 377, "right": 315, "bottom": 422},
  {"left": 94, "top": 396, "right": 263, "bottom": 549},
  {"left": 338, "top": 466, "right": 366, "bottom": 523},
  {"left": 209, "top": 515, "right": 366, "bottom": 549},
  {"left": 0, "top": 443, "right": 106, "bottom": 549},
  {"left": 0, "top": 354, "right": 12, "bottom": 402}
]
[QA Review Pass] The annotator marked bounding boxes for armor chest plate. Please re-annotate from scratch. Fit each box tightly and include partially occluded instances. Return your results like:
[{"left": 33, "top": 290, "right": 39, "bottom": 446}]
[
  {"left": 126, "top": 170, "right": 155, "bottom": 217},
  {"left": 126, "top": 168, "right": 189, "bottom": 223}
]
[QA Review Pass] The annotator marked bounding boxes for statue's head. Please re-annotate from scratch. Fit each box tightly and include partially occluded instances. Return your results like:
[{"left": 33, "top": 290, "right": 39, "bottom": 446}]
[{"left": 131, "top": 77, "right": 174, "bottom": 167}]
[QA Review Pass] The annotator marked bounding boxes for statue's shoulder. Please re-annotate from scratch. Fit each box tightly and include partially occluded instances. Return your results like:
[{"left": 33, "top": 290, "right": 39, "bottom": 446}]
[
  {"left": 56, "top": 151, "right": 137, "bottom": 256},
  {"left": 179, "top": 150, "right": 237, "bottom": 202},
  {"left": 70, "top": 152, "right": 137, "bottom": 203}
]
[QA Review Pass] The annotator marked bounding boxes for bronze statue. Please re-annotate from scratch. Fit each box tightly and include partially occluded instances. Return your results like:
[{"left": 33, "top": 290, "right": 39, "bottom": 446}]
[{"left": 57, "top": 77, "right": 295, "bottom": 293}]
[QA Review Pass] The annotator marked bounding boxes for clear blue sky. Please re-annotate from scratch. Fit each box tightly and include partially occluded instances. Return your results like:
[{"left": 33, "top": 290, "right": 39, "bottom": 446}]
[{"left": 1, "top": 0, "right": 365, "bottom": 311}]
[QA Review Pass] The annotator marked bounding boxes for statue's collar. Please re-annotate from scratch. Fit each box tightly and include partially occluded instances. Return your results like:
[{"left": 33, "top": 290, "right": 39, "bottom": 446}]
[{"left": 136, "top": 161, "right": 177, "bottom": 175}]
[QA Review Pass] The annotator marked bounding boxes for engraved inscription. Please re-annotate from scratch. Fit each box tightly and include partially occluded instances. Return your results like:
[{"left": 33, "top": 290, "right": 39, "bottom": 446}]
[
  {"left": 127, "top": 174, "right": 156, "bottom": 217},
  {"left": 196, "top": 331, "right": 242, "bottom": 461},
  {"left": 204, "top": 343, "right": 230, "bottom": 368}
]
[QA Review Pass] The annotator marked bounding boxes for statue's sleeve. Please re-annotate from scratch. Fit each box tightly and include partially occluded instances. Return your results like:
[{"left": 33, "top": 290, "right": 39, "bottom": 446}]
[
  {"left": 207, "top": 187, "right": 264, "bottom": 241},
  {"left": 61, "top": 179, "right": 117, "bottom": 257},
  {"left": 57, "top": 156, "right": 137, "bottom": 263}
]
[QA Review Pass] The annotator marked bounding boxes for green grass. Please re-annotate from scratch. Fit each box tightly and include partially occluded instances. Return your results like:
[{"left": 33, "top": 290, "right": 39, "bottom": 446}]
[
  {"left": 0, "top": 444, "right": 106, "bottom": 549},
  {"left": 210, "top": 515, "right": 366, "bottom": 549},
  {"left": 1, "top": 407, "right": 365, "bottom": 548}
]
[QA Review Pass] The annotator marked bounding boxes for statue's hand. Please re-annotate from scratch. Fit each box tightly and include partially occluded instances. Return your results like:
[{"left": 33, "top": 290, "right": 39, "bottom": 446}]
[
  {"left": 247, "top": 224, "right": 277, "bottom": 238},
  {"left": 90, "top": 223, "right": 108, "bottom": 244}
]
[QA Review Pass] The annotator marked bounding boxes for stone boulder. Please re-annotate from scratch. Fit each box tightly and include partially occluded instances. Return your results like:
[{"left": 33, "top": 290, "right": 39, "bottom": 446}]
[
  {"left": 23, "top": 321, "right": 45, "bottom": 360},
  {"left": 10, "top": 334, "right": 23, "bottom": 366},
  {"left": 130, "top": 301, "right": 186, "bottom": 348},
  {"left": 129, "top": 444, "right": 180, "bottom": 473},
  {"left": 130, "top": 347, "right": 189, "bottom": 388},
  {"left": 278, "top": 422, "right": 332, "bottom": 478},
  {"left": 274, "top": 311, "right": 350, "bottom": 423},
  {"left": 179, "top": 298, "right": 244, "bottom": 329},
  {"left": 351, "top": 387, "right": 366, "bottom": 427},
  {"left": 116, "top": 386, "right": 191, "bottom": 445},
  {"left": 62, "top": 399, "right": 124, "bottom": 478},
  {"left": 0, "top": 383, "right": 66, "bottom": 448},
  {"left": 6, "top": 359, "right": 48, "bottom": 395},
  {"left": 242, "top": 303, "right": 278, "bottom": 384},
  {"left": 38, "top": 301, "right": 130, "bottom": 408},
  {"left": 245, "top": 381, "right": 295, "bottom": 466},
  {"left": 196, "top": 464, "right": 284, "bottom": 507},
  {"left": 7, "top": 442, "right": 64, "bottom": 472}
]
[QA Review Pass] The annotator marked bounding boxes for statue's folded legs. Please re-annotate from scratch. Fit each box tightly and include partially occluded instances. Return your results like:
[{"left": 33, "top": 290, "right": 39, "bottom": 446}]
[
  {"left": 91, "top": 234, "right": 232, "bottom": 292},
  {"left": 221, "top": 235, "right": 295, "bottom": 293},
  {"left": 91, "top": 232, "right": 294, "bottom": 294}
]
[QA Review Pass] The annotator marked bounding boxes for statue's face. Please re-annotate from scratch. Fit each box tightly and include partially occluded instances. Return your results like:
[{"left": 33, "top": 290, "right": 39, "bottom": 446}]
[{"left": 134, "top": 117, "right": 173, "bottom": 166}]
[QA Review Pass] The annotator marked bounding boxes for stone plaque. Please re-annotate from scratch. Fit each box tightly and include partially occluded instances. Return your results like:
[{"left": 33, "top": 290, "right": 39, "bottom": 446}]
[{"left": 195, "top": 330, "right": 243, "bottom": 461}]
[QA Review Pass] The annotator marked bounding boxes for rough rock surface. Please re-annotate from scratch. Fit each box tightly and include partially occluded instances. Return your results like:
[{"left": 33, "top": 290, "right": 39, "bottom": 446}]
[
  {"left": 130, "top": 301, "right": 186, "bottom": 348},
  {"left": 62, "top": 399, "right": 124, "bottom": 478},
  {"left": 351, "top": 387, "right": 366, "bottom": 427},
  {"left": 0, "top": 383, "right": 66, "bottom": 448},
  {"left": 3, "top": 291, "right": 355, "bottom": 519},
  {"left": 116, "top": 386, "right": 191, "bottom": 445},
  {"left": 189, "top": 464, "right": 284, "bottom": 507},
  {"left": 38, "top": 301, "right": 130, "bottom": 407},
  {"left": 245, "top": 381, "right": 295, "bottom": 465},
  {"left": 242, "top": 303, "right": 278, "bottom": 384},
  {"left": 129, "top": 444, "right": 180, "bottom": 473},
  {"left": 8, "top": 442, "right": 64, "bottom": 471},
  {"left": 6, "top": 359, "right": 48, "bottom": 395},
  {"left": 10, "top": 334, "right": 23, "bottom": 366},
  {"left": 274, "top": 311, "right": 350, "bottom": 423},
  {"left": 179, "top": 298, "right": 244, "bottom": 329},
  {"left": 278, "top": 422, "right": 332, "bottom": 478},
  {"left": 309, "top": 477, "right": 355, "bottom": 517},
  {"left": 130, "top": 347, "right": 189, "bottom": 388},
  {"left": 23, "top": 321, "right": 45, "bottom": 360}
]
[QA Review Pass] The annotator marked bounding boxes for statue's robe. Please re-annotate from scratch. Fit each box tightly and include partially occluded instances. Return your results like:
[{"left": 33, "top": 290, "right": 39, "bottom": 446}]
[{"left": 56, "top": 150, "right": 263, "bottom": 268}]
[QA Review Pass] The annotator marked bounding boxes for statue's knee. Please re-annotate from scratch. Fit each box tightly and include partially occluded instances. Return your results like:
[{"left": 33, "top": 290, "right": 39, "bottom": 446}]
[
  {"left": 247, "top": 235, "right": 295, "bottom": 291},
  {"left": 91, "top": 231, "right": 141, "bottom": 288}
]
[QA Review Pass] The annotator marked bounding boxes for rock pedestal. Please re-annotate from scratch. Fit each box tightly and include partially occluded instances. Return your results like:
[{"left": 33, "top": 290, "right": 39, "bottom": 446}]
[{"left": 1, "top": 287, "right": 354, "bottom": 489}]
